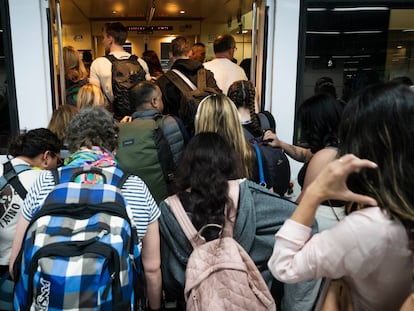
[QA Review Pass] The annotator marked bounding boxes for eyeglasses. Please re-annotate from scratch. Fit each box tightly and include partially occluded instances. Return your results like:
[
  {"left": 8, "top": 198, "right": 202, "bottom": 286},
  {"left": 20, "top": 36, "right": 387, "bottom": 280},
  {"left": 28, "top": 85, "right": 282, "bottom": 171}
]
[{"left": 51, "top": 151, "right": 64, "bottom": 167}]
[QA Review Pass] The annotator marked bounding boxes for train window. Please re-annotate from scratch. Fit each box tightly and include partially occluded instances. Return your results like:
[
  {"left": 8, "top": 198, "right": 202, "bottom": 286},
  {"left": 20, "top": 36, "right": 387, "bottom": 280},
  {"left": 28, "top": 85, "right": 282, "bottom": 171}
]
[
  {"left": 0, "top": 0, "right": 18, "bottom": 153},
  {"left": 296, "top": 0, "right": 414, "bottom": 144}
]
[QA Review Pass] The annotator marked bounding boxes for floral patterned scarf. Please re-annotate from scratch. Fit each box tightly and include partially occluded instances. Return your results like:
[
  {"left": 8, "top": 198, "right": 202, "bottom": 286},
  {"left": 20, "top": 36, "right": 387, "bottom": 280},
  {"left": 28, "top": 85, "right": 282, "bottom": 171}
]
[{"left": 63, "top": 146, "right": 117, "bottom": 184}]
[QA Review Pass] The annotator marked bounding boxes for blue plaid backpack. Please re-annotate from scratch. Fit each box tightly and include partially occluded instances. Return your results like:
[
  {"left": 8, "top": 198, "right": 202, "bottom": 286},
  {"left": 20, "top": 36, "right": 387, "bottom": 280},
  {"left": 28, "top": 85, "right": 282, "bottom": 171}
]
[{"left": 13, "top": 166, "right": 141, "bottom": 310}]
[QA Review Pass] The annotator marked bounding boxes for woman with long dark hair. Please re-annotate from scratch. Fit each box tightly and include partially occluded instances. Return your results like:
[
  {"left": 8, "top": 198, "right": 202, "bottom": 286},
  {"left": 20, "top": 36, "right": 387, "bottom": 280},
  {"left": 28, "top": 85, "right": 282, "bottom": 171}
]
[
  {"left": 159, "top": 132, "right": 319, "bottom": 310},
  {"left": 269, "top": 82, "right": 414, "bottom": 310}
]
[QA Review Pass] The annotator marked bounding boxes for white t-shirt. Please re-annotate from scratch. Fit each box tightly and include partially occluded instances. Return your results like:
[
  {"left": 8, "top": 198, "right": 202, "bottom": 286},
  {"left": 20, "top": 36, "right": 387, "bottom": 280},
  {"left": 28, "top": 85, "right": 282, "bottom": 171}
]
[
  {"left": 203, "top": 58, "right": 248, "bottom": 95},
  {"left": 89, "top": 51, "right": 151, "bottom": 102},
  {"left": 0, "top": 158, "right": 42, "bottom": 265}
]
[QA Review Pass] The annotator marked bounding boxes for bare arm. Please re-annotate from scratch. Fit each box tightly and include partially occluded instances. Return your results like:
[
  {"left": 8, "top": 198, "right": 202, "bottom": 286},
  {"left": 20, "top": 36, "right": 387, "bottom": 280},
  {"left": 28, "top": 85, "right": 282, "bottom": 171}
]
[
  {"left": 263, "top": 130, "right": 313, "bottom": 163},
  {"left": 291, "top": 154, "right": 378, "bottom": 227},
  {"left": 9, "top": 214, "right": 30, "bottom": 277},
  {"left": 141, "top": 220, "right": 162, "bottom": 310},
  {"left": 296, "top": 148, "right": 338, "bottom": 203}
]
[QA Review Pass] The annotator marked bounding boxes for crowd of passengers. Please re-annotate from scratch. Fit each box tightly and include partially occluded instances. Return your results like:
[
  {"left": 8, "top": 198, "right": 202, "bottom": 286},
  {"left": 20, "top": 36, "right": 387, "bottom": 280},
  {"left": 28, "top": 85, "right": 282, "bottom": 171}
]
[{"left": 1, "top": 21, "right": 414, "bottom": 311}]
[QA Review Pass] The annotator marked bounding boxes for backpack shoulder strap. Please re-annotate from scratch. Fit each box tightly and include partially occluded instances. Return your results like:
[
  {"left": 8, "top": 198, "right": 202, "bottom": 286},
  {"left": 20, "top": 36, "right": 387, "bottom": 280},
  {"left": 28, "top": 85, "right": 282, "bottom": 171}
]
[
  {"left": 171, "top": 69, "right": 197, "bottom": 90},
  {"left": 0, "top": 161, "right": 31, "bottom": 199},
  {"left": 152, "top": 114, "right": 176, "bottom": 186},
  {"left": 129, "top": 54, "right": 138, "bottom": 62},
  {"left": 257, "top": 111, "right": 276, "bottom": 131},
  {"left": 167, "top": 180, "right": 241, "bottom": 244},
  {"left": 197, "top": 68, "right": 207, "bottom": 90},
  {"left": 105, "top": 54, "right": 116, "bottom": 63},
  {"left": 165, "top": 70, "right": 196, "bottom": 94},
  {"left": 222, "top": 179, "right": 240, "bottom": 238},
  {"left": 252, "top": 144, "right": 266, "bottom": 188},
  {"left": 152, "top": 113, "right": 165, "bottom": 127},
  {"left": 50, "top": 168, "right": 60, "bottom": 185},
  {"left": 167, "top": 195, "right": 201, "bottom": 248}
]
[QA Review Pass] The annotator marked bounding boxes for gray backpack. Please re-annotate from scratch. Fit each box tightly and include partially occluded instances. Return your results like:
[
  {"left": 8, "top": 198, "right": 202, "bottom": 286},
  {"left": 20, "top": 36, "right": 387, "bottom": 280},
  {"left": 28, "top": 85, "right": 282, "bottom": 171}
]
[{"left": 167, "top": 180, "right": 276, "bottom": 311}]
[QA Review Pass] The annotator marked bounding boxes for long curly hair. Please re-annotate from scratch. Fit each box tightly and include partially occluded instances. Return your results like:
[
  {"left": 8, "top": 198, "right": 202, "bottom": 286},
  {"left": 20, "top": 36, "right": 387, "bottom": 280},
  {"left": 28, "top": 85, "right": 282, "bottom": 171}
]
[
  {"left": 195, "top": 94, "right": 256, "bottom": 179},
  {"left": 338, "top": 82, "right": 414, "bottom": 225},
  {"left": 65, "top": 107, "right": 119, "bottom": 153},
  {"left": 175, "top": 132, "right": 242, "bottom": 240},
  {"left": 227, "top": 80, "right": 262, "bottom": 136}
]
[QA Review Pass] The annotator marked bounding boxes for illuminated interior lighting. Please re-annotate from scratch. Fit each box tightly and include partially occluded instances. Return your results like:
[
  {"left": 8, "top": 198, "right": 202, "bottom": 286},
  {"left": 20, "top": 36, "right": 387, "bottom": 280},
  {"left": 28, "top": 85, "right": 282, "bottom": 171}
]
[
  {"left": 352, "top": 55, "right": 371, "bottom": 58},
  {"left": 179, "top": 10, "right": 185, "bottom": 14},
  {"left": 397, "top": 45, "right": 404, "bottom": 49},
  {"left": 307, "top": 8, "right": 327, "bottom": 12},
  {"left": 332, "top": 7, "right": 389, "bottom": 12},
  {"left": 112, "top": 10, "right": 117, "bottom": 14},
  {"left": 306, "top": 31, "right": 341, "bottom": 35},
  {"left": 343, "top": 30, "right": 383, "bottom": 34},
  {"left": 402, "top": 29, "right": 414, "bottom": 32}
]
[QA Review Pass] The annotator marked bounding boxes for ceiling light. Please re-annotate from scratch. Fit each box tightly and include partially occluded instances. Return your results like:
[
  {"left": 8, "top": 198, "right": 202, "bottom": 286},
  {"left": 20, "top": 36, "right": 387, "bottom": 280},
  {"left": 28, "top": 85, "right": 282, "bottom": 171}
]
[
  {"left": 352, "top": 55, "right": 371, "bottom": 58},
  {"left": 307, "top": 8, "right": 327, "bottom": 12},
  {"left": 306, "top": 31, "right": 341, "bottom": 35},
  {"left": 397, "top": 45, "right": 403, "bottom": 49},
  {"left": 343, "top": 30, "right": 383, "bottom": 34},
  {"left": 112, "top": 10, "right": 117, "bottom": 14},
  {"left": 332, "top": 7, "right": 389, "bottom": 12},
  {"left": 402, "top": 29, "right": 414, "bottom": 32},
  {"left": 179, "top": 10, "right": 185, "bottom": 14}
]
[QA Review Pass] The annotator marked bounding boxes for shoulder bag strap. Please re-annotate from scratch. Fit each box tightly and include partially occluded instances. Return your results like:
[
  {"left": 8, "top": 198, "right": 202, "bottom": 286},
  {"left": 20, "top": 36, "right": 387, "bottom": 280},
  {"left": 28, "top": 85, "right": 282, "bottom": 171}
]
[
  {"left": 1, "top": 161, "right": 30, "bottom": 199},
  {"left": 252, "top": 144, "right": 266, "bottom": 188},
  {"left": 168, "top": 179, "right": 241, "bottom": 245},
  {"left": 164, "top": 71, "right": 194, "bottom": 96},
  {"left": 222, "top": 179, "right": 240, "bottom": 238},
  {"left": 171, "top": 69, "right": 197, "bottom": 90},
  {"left": 196, "top": 68, "right": 207, "bottom": 90},
  {"left": 167, "top": 195, "right": 201, "bottom": 248},
  {"left": 105, "top": 54, "right": 116, "bottom": 63}
]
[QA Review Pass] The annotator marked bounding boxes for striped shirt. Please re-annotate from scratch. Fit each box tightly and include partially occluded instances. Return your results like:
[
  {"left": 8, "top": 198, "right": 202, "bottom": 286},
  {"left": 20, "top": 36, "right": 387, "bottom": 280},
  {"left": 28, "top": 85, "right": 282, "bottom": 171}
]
[{"left": 22, "top": 168, "right": 160, "bottom": 243}]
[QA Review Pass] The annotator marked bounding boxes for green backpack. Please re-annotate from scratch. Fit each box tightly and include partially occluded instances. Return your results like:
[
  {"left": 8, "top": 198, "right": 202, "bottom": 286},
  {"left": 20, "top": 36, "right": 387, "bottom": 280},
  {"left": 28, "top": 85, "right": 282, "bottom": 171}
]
[{"left": 116, "top": 114, "right": 176, "bottom": 204}]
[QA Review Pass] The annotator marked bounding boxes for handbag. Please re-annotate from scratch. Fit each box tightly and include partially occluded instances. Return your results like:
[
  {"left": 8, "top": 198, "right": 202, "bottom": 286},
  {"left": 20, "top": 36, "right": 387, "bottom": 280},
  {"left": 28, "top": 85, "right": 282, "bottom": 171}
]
[
  {"left": 0, "top": 271, "right": 14, "bottom": 311},
  {"left": 315, "top": 278, "right": 353, "bottom": 311}
]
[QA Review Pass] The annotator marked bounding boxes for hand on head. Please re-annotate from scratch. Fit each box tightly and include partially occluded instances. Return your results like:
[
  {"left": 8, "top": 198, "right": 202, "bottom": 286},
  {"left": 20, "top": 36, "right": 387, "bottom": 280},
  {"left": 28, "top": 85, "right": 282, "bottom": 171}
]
[{"left": 307, "top": 154, "right": 378, "bottom": 206}]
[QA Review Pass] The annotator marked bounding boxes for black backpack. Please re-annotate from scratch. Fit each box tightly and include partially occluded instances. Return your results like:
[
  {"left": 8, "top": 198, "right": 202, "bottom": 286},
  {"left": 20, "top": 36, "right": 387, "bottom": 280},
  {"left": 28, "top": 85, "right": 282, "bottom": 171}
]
[
  {"left": 164, "top": 68, "right": 220, "bottom": 136},
  {"left": 243, "top": 113, "right": 291, "bottom": 196},
  {"left": 106, "top": 55, "right": 147, "bottom": 120}
]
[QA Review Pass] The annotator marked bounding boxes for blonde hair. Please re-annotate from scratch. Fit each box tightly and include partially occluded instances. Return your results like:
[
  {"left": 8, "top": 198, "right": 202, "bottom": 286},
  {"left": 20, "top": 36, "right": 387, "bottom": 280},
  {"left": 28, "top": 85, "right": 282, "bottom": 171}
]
[
  {"left": 77, "top": 83, "right": 105, "bottom": 109},
  {"left": 48, "top": 105, "right": 79, "bottom": 141},
  {"left": 195, "top": 94, "right": 255, "bottom": 179},
  {"left": 63, "top": 46, "right": 88, "bottom": 83}
]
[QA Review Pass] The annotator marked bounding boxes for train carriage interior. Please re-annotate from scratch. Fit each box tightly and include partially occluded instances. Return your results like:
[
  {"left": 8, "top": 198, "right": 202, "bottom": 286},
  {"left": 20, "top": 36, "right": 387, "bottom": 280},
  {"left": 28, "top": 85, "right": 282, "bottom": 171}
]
[{"left": 2, "top": 0, "right": 414, "bottom": 177}]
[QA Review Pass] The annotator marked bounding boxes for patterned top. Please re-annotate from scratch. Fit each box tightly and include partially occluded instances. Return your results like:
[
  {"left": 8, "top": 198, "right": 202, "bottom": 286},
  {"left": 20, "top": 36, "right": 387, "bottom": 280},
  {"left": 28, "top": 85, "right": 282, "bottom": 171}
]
[{"left": 22, "top": 167, "right": 160, "bottom": 244}]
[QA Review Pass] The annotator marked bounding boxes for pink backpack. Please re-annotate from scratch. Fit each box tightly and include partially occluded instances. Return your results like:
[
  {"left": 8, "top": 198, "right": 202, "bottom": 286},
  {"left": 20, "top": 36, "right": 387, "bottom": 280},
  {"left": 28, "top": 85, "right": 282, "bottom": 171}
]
[{"left": 167, "top": 180, "right": 276, "bottom": 311}]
